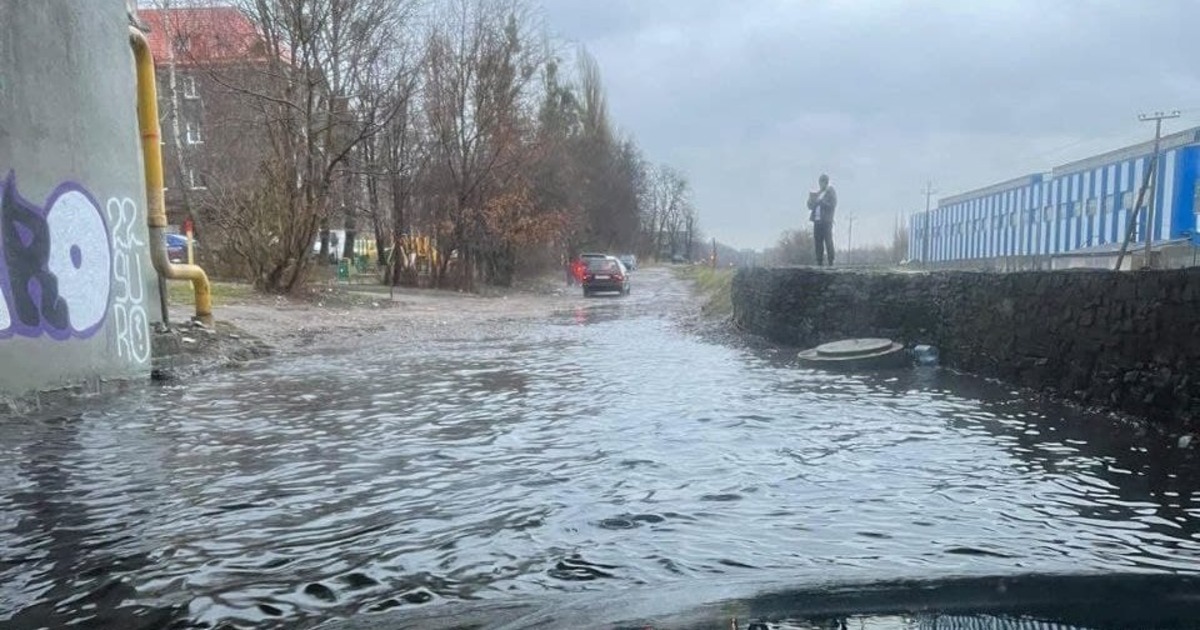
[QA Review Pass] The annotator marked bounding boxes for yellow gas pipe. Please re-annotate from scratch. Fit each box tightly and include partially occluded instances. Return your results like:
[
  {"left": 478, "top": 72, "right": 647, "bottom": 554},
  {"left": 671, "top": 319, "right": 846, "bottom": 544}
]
[{"left": 129, "top": 29, "right": 213, "bottom": 325}]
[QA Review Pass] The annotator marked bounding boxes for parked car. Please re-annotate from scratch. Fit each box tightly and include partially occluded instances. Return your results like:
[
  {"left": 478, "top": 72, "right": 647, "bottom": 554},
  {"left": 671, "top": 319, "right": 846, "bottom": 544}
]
[
  {"left": 582, "top": 256, "right": 630, "bottom": 297},
  {"left": 165, "top": 233, "right": 197, "bottom": 263},
  {"left": 618, "top": 254, "right": 637, "bottom": 271}
]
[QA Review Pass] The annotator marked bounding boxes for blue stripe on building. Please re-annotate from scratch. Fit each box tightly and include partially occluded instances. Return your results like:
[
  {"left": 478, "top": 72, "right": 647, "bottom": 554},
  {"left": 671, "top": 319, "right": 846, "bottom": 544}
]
[
  {"left": 1159, "top": 150, "right": 1175, "bottom": 239},
  {"left": 911, "top": 126, "right": 1200, "bottom": 265},
  {"left": 1174, "top": 147, "right": 1199, "bottom": 238}
]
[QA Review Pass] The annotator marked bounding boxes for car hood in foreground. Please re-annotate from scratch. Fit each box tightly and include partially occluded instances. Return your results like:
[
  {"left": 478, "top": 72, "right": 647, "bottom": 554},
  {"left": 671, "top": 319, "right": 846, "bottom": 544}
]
[{"left": 317, "top": 572, "right": 1200, "bottom": 629}]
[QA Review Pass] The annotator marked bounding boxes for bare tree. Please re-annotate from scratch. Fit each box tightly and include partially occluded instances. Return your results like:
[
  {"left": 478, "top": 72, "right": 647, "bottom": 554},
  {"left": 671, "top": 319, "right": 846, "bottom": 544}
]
[
  {"left": 378, "top": 33, "right": 428, "bottom": 284},
  {"left": 569, "top": 49, "right": 643, "bottom": 253},
  {"left": 422, "top": 0, "right": 546, "bottom": 288},
  {"left": 767, "top": 228, "right": 817, "bottom": 265},
  {"left": 643, "top": 164, "right": 690, "bottom": 260},
  {"left": 892, "top": 221, "right": 910, "bottom": 263},
  {"left": 197, "top": 0, "right": 408, "bottom": 292},
  {"left": 683, "top": 201, "right": 697, "bottom": 261},
  {"left": 144, "top": 0, "right": 698, "bottom": 291}
]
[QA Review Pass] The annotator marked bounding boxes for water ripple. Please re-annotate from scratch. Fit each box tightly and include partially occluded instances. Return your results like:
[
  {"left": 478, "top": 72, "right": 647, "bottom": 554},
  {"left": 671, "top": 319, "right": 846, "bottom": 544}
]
[{"left": 3, "top": 309, "right": 1200, "bottom": 628}]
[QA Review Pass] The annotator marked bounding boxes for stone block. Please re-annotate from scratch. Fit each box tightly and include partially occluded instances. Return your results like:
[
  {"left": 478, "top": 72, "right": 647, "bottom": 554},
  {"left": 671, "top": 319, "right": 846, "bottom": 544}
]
[{"left": 732, "top": 267, "right": 1200, "bottom": 426}]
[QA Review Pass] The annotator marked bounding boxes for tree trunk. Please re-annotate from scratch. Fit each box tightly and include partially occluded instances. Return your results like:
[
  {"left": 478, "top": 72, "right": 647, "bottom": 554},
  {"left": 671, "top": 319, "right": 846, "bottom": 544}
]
[
  {"left": 342, "top": 226, "right": 356, "bottom": 261},
  {"left": 161, "top": 8, "right": 193, "bottom": 228},
  {"left": 365, "top": 167, "right": 385, "bottom": 271},
  {"left": 319, "top": 221, "right": 331, "bottom": 263}
]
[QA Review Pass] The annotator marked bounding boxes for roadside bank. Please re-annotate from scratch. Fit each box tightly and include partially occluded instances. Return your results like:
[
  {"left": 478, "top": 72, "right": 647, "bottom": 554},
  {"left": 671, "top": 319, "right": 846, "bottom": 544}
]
[
  {"left": 158, "top": 272, "right": 615, "bottom": 364},
  {"left": 673, "top": 265, "right": 734, "bottom": 319},
  {"left": 732, "top": 266, "right": 1200, "bottom": 428}
]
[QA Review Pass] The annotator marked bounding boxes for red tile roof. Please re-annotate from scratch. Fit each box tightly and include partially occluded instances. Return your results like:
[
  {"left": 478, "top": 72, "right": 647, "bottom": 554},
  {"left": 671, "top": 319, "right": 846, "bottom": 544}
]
[{"left": 139, "top": 6, "right": 267, "bottom": 66}]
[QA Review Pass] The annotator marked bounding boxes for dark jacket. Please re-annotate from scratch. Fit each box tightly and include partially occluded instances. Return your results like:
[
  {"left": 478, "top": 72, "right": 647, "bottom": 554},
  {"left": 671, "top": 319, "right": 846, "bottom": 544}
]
[{"left": 807, "top": 185, "right": 837, "bottom": 223}]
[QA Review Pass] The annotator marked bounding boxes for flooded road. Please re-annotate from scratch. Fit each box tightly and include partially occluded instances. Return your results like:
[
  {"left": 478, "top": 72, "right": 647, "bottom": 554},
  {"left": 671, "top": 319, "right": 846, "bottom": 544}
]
[{"left": 2, "top": 269, "right": 1200, "bottom": 629}]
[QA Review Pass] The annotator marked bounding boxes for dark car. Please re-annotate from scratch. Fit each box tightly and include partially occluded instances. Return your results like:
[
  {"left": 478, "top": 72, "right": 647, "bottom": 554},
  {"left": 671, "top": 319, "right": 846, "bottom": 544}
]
[
  {"left": 165, "top": 233, "right": 197, "bottom": 263},
  {"left": 618, "top": 254, "right": 637, "bottom": 270},
  {"left": 582, "top": 256, "right": 630, "bottom": 297}
]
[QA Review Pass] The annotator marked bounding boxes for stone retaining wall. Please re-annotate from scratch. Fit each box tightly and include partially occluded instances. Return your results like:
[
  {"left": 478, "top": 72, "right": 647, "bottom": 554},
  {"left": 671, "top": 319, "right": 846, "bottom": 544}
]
[{"left": 731, "top": 267, "right": 1200, "bottom": 426}]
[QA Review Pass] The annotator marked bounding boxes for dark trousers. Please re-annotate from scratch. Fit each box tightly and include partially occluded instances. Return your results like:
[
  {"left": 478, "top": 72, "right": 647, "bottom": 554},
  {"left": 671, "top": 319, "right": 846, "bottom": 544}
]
[{"left": 814, "top": 220, "right": 835, "bottom": 266}]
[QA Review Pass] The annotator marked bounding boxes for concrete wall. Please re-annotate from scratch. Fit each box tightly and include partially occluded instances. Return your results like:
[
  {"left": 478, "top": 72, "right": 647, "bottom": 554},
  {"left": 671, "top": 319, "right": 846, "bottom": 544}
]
[
  {"left": 0, "top": 1, "right": 163, "bottom": 398},
  {"left": 732, "top": 267, "right": 1200, "bottom": 426}
]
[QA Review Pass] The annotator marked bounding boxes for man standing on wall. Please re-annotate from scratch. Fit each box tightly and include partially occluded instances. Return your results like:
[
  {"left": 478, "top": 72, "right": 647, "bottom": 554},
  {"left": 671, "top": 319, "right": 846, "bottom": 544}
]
[{"left": 807, "top": 173, "right": 838, "bottom": 266}]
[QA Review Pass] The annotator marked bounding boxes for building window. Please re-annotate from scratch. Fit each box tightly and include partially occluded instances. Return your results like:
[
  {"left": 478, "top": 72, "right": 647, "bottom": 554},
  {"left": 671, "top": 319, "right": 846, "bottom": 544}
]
[
  {"left": 187, "top": 168, "right": 207, "bottom": 190},
  {"left": 1103, "top": 195, "right": 1115, "bottom": 213},
  {"left": 1010, "top": 212, "right": 1018, "bottom": 227},
  {"left": 1122, "top": 190, "right": 1134, "bottom": 209},
  {"left": 182, "top": 75, "right": 199, "bottom": 99},
  {"left": 185, "top": 119, "right": 203, "bottom": 144},
  {"left": 1043, "top": 205, "right": 1053, "bottom": 222},
  {"left": 1086, "top": 199, "right": 1098, "bottom": 216}
]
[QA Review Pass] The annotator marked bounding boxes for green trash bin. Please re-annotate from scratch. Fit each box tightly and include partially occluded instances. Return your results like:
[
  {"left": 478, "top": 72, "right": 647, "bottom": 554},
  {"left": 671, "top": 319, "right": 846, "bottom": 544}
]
[{"left": 337, "top": 258, "right": 350, "bottom": 280}]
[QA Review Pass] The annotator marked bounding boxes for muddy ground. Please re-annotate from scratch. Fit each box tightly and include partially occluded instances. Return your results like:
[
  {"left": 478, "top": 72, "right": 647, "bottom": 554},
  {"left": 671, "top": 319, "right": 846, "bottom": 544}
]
[{"left": 157, "top": 267, "right": 720, "bottom": 377}]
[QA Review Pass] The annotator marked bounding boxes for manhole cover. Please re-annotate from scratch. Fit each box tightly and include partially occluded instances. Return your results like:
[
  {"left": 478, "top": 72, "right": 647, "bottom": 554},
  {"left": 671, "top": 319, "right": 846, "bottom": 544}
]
[{"left": 815, "top": 338, "right": 895, "bottom": 358}]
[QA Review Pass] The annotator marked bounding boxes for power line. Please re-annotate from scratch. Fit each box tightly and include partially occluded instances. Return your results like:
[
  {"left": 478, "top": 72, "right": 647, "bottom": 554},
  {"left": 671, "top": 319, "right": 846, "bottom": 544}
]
[{"left": 1009, "top": 113, "right": 1200, "bottom": 175}]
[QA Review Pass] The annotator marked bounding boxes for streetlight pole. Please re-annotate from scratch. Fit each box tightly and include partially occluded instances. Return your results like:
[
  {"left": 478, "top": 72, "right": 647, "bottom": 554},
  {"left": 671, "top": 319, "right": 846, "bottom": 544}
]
[{"left": 922, "top": 181, "right": 936, "bottom": 268}]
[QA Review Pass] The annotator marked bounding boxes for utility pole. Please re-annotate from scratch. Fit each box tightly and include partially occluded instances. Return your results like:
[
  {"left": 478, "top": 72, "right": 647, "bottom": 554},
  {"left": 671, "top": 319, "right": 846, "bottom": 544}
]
[
  {"left": 1141, "top": 111, "right": 1179, "bottom": 268},
  {"left": 922, "top": 181, "right": 937, "bottom": 268},
  {"left": 1115, "top": 110, "right": 1180, "bottom": 271},
  {"left": 845, "top": 213, "right": 855, "bottom": 265}
]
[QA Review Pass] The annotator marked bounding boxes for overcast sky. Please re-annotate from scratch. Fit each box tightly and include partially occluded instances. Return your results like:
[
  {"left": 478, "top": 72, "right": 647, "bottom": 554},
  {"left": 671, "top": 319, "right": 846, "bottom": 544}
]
[{"left": 539, "top": 0, "right": 1200, "bottom": 250}]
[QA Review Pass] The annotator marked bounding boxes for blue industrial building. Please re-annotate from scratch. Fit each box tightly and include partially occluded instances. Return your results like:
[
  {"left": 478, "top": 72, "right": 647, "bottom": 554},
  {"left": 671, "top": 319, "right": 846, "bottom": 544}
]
[{"left": 910, "top": 126, "right": 1200, "bottom": 269}]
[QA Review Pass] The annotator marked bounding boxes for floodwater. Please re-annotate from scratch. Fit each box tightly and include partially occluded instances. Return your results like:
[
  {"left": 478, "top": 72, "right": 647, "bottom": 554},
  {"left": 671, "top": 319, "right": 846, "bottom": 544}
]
[{"left": 2, "top": 270, "right": 1200, "bottom": 629}]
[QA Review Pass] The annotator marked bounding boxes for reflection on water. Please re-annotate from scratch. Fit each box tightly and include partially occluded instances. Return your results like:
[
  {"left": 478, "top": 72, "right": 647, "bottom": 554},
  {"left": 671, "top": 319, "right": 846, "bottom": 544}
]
[{"left": 2, "top": 289, "right": 1200, "bottom": 628}]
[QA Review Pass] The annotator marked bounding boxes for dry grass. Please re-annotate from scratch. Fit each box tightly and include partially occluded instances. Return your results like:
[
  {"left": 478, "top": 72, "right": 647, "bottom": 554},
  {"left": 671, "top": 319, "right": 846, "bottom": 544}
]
[
  {"left": 166, "top": 280, "right": 256, "bottom": 306},
  {"left": 675, "top": 265, "right": 734, "bottom": 318}
]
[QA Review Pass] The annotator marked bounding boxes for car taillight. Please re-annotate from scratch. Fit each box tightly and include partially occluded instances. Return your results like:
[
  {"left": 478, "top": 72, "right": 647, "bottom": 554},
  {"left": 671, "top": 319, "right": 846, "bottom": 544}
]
[{"left": 613, "top": 274, "right": 623, "bottom": 281}]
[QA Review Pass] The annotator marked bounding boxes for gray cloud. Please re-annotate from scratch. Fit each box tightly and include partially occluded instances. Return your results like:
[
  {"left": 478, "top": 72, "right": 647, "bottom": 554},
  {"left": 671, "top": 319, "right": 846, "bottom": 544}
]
[{"left": 541, "top": 0, "right": 1200, "bottom": 249}]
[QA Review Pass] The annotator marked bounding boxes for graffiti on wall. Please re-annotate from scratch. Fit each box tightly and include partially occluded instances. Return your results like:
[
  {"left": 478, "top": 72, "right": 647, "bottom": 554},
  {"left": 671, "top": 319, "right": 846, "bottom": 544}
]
[
  {"left": 0, "top": 172, "right": 152, "bottom": 363},
  {"left": 1, "top": 172, "right": 112, "bottom": 339},
  {"left": 106, "top": 197, "right": 150, "bottom": 363}
]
